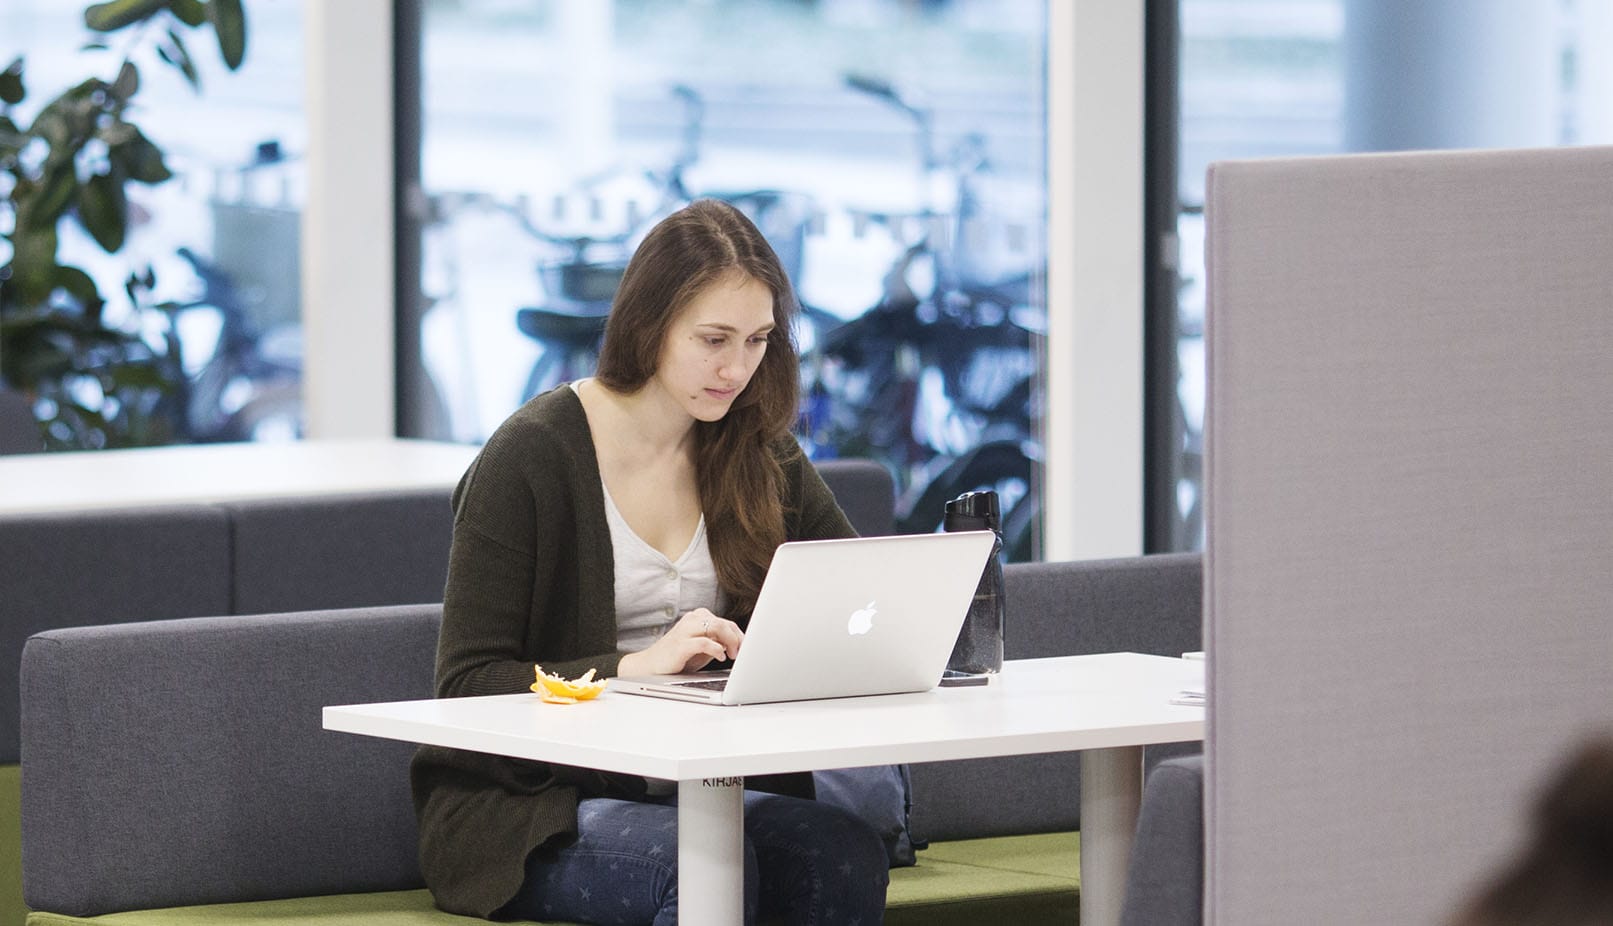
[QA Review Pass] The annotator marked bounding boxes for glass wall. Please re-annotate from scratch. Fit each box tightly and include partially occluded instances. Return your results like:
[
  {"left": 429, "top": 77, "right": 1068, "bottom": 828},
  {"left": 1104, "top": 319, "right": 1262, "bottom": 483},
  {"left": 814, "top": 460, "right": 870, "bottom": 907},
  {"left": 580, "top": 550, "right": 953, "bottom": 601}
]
[
  {"left": 404, "top": 0, "right": 1048, "bottom": 558},
  {"left": 1164, "top": 0, "right": 1613, "bottom": 551},
  {"left": 0, "top": 0, "right": 305, "bottom": 450}
]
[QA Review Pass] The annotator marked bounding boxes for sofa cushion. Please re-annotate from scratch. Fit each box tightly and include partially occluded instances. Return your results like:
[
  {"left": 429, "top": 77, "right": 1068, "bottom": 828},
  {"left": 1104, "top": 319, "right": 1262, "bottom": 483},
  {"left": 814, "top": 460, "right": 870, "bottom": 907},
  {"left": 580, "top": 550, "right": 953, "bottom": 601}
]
[
  {"left": 20, "top": 606, "right": 441, "bottom": 917},
  {"left": 885, "top": 832, "right": 1079, "bottom": 926},
  {"left": 24, "top": 834, "right": 1079, "bottom": 926},
  {"left": 22, "top": 889, "right": 556, "bottom": 924},
  {"left": 1, "top": 764, "right": 20, "bottom": 926},
  {"left": 1120, "top": 754, "right": 1204, "bottom": 926}
]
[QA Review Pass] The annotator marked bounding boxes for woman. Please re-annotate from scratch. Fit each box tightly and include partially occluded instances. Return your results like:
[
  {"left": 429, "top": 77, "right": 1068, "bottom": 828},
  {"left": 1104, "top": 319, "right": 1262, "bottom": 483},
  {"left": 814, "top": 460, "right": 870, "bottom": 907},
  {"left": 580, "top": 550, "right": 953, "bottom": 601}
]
[{"left": 411, "top": 199, "right": 890, "bottom": 925}]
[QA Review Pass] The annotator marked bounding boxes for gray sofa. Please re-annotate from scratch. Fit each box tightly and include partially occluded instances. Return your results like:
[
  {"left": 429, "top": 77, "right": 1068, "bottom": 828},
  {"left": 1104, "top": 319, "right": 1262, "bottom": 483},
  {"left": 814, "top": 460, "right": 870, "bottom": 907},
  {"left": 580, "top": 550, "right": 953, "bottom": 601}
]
[
  {"left": 0, "top": 459, "right": 890, "bottom": 923},
  {"left": 0, "top": 488, "right": 457, "bottom": 925},
  {"left": 1120, "top": 755, "right": 1204, "bottom": 926},
  {"left": 9, "top": 453, "right": 1206, "bottom": 923},
  {"left": 19, "top": 552, "right": 1203, "bottom": 925}
]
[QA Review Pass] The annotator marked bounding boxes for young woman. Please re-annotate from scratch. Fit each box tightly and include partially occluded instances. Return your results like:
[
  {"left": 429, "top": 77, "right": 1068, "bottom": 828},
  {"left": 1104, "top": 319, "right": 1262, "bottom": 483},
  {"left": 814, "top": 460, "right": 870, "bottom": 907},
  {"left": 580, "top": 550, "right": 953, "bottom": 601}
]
[{"left": 410, "top": 199, "right": 890, "bottom": 925}]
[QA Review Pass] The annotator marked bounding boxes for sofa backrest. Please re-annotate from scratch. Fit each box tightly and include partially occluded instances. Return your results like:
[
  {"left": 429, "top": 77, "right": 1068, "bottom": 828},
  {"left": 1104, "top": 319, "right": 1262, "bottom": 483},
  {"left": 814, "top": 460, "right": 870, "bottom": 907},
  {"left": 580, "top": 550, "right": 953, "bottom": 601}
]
[
  {"left": 0, "top": 391, "right": 40, "bottom": 455},
  {"left": 0, "top": 506, "right": 233, "bottom": 764},
  {"left": 0, "top": 461, "right": 882, "bottom": 765},
  {"left": 907, "top": 553, "right": 1203, "bottom": 842},
  {"left": 814, "top": 458, "right": 896, "bottom": 537},
  {"left": 224, "top": 489, "right": 455, "bottom": 614},
  {"left": 20, "top": 605, "right": 440, "bottom": 917}
]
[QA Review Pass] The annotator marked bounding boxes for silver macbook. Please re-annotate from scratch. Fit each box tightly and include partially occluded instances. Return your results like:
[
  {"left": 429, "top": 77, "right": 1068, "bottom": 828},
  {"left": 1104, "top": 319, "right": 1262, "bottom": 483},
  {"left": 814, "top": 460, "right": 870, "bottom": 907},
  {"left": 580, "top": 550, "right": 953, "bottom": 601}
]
[{"left": 609, "top": 530, "right": 997, "bottom": 706}]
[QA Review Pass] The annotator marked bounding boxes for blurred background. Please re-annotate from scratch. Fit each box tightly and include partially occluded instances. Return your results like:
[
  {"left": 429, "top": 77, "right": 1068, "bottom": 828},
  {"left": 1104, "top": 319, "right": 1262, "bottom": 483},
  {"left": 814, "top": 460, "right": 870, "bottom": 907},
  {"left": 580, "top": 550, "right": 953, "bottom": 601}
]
[{"left": 4, "top": 0, "right": 1610, "bottom": 557}]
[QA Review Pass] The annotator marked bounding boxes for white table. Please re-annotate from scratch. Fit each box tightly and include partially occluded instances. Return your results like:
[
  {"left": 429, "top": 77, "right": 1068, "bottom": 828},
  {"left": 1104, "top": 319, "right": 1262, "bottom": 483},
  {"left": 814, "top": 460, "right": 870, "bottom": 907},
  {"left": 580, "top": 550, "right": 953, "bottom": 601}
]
[
  {"left": 0, "top": 438, "right": 480, "bottom": 514},
  {"left": 325, "top": 652, "right": 1204, "bottom": 926}
]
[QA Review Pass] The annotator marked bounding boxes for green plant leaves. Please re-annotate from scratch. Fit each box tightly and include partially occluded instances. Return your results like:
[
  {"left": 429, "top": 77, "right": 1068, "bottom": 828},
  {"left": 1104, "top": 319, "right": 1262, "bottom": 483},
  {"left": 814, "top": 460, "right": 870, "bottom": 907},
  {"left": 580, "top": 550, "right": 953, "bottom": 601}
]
[
  {"left": 157, "top": 29, "right": 200, "bottom": 90},
  {"left": 53, "top": 266, "right": 104, "bottom": 319},
  {"left": 111, "top": 124, "right": 171, "bottom": 184},
  {"left": 83, "top": 0, "right": 168, "bottom": 33},
  {"left": 31, "top": 163, "right": 79, "bottom": 224},
  {"left": 77, "top": 169, "right": 128, "bottom": 253},
  {"left": 168, "top": 0, "right": 207, "bottom": 28},
  {"left": 8, "top": 224, "right": 60, "bottom": 307},
  {"left": 2, "top": 0, "right": 249, "bottom": 449},
  {"left": 110, "top": 60, "right": 140, "bottom": 100},
  {"left": 0, "top": 57, "right": 24, "bottom": 106},
  {"left": 210, "top": 0, "right": 247, "bottom": 71}
]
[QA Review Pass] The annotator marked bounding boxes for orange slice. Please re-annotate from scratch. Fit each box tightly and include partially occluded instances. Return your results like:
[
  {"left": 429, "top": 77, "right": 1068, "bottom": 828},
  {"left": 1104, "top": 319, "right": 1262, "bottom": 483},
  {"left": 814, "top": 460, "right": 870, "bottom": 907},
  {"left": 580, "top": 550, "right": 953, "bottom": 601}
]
[{"left": 531, "top": 666, "right": 608, "bottom": 702}]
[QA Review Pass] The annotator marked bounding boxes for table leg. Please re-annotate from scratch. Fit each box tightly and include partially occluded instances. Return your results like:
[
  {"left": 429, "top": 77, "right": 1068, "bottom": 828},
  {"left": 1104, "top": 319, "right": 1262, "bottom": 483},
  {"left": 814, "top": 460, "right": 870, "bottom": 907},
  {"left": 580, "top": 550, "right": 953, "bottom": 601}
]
[
  {"left": 1080, "top": 745, "right": 1144, "bottom": 926},
  {"left": 678, "top": 776, "right": 745, "bottom": 925}
]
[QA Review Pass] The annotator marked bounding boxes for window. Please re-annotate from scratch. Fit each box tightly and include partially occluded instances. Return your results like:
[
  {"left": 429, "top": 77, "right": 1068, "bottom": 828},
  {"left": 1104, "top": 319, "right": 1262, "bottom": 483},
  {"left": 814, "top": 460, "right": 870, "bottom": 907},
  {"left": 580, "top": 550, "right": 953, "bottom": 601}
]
[
  {"left": 402, "top": 0, "right": 1048, "bottom": 558},
  {"left": 1159, "top": 0, "right": 1612, "bottom": 552},
  {"left": 0, "top": 0, "right": 305, "bottom": 449}
]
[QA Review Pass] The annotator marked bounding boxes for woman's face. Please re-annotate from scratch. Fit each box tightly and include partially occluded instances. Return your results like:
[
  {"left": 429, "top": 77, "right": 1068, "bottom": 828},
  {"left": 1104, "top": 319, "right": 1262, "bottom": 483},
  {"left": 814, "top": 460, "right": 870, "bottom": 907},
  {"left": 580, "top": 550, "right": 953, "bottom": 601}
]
[{"left": 653, "top": 271, "right": 776, "bottom": 423}]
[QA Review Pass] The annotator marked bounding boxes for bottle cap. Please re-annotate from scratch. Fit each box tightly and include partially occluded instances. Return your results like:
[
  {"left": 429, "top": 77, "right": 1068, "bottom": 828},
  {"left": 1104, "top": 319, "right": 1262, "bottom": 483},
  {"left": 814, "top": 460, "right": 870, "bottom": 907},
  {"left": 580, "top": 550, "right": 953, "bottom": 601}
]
[{"left": 944, "top": 490, "right": 1001, "bottom": 533}]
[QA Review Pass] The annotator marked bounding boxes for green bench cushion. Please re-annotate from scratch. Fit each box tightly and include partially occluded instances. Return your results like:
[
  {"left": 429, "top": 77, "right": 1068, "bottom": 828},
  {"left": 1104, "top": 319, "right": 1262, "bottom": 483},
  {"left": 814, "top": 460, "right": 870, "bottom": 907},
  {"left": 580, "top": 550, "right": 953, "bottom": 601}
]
[
  {"left": 886, "top": 832, "right": 1080, "bottom": 925},
  {"left": 24, "top": 832, "right": 1079, "bottom": 926},
  {"left": 23, "top": 890, "right": 559, "bottom": 925},
  {"left": 3, "top": 764, "right": 21, "bottom": 926},
  {"left": 920, "top": 829, "right": 1081, "bottom": 880}
]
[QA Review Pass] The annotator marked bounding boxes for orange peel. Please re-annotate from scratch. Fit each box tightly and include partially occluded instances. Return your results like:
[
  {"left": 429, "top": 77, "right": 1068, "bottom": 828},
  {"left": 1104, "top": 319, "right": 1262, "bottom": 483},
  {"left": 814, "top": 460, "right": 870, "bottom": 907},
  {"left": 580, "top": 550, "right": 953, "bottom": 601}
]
[{"left": 531, "top": 666, "right": 608, "bottom": 703}]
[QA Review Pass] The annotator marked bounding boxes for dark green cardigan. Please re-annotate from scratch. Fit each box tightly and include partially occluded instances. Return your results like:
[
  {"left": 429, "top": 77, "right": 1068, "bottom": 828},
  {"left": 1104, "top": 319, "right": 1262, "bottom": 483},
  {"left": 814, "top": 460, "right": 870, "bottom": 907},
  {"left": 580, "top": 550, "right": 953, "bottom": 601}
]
[{"left": 410, "top": 387, "right": 856, "bottom": 918}]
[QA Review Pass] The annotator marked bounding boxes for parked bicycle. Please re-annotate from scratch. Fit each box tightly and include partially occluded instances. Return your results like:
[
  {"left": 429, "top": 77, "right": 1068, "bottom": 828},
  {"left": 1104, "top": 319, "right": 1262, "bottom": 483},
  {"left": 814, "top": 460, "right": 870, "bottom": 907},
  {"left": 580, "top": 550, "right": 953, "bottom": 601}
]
[
  {"left": 124, "top": 243, "right": 302, "bottom": 443},
  {"left": 801, "top": 74, "right": 1044, "bottom": 559},
  {"left": 508, "top": 85, "right": 702, "bottom": 400}
]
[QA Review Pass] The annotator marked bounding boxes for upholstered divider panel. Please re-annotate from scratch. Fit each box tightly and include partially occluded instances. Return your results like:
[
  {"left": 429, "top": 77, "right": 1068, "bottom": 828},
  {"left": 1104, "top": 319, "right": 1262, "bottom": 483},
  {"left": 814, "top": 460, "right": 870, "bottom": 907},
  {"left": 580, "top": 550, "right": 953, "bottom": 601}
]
[
  {"left": 1204, "top": 146, "right": 1613, "bottom": 924},
  {"left": 815, "top": 458, "right": 897, "bottom": 537},
  {"left": 20, "top": 605, "right": 441, "bottom": 917},
  {"left": 908, "top": 554, "right": 1203, "bottom": 842},
  {"left": 225, "top": 490, "right": 455, "bottom": 614},
  {"left": 0, "top": 506, "right": 232, "bottom": 763}
]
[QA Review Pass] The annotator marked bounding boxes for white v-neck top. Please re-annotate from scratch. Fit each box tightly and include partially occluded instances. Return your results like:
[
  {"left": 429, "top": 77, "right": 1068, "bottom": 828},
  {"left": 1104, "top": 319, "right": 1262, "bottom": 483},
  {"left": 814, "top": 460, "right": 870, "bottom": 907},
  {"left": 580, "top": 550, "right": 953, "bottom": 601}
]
[
  {"left": 601, "top": 479, "right": 723, "bottom": 654},
  {"left": 568, "top": 381, "right": 724, "bottom": 652}
]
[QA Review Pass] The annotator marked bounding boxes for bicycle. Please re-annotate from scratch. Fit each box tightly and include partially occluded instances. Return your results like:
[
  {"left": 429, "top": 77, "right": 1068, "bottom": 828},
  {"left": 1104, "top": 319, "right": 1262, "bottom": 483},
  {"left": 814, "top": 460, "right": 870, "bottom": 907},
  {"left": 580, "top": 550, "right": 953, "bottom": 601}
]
[{"left": 802, "top": 74, "right": 1045, "bottom": 559}]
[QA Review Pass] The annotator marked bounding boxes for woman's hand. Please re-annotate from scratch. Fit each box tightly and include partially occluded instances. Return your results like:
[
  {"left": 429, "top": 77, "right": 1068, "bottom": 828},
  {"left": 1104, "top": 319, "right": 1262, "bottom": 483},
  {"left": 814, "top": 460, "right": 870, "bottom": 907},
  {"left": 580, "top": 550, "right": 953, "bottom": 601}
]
[{"left": 616, "top": 608, "right": 743, "bottom": 678}]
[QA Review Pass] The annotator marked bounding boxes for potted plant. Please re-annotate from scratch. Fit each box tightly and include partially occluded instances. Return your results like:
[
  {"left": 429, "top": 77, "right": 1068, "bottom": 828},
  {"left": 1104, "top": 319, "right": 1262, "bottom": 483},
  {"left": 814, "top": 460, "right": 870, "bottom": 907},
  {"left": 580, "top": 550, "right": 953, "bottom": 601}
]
[{"left": 0, "top": 0, "right": 247, "bottom": 449}]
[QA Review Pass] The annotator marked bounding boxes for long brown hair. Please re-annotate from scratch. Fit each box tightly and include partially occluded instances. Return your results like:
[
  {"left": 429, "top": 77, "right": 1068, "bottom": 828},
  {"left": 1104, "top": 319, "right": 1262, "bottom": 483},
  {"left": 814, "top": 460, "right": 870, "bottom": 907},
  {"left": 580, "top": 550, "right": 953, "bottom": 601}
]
[{"left": 594, "top": 199, "right": 800, "bottom": 616}]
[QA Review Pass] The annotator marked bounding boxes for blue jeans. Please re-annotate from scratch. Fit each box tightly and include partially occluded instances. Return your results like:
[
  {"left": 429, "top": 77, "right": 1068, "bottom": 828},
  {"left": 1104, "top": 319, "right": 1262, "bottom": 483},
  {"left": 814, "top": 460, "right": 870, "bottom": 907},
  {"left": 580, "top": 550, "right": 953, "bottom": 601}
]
[{"left": 499, "top": 790, "right": 889, "bottom": 925}]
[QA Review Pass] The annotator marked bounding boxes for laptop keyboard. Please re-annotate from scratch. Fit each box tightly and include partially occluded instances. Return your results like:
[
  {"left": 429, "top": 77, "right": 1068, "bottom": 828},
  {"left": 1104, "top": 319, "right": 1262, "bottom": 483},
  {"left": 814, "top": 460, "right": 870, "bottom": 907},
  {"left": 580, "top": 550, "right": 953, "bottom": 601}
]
[{"left": 672, "top": 678, "right": 729, "bottom": 692}]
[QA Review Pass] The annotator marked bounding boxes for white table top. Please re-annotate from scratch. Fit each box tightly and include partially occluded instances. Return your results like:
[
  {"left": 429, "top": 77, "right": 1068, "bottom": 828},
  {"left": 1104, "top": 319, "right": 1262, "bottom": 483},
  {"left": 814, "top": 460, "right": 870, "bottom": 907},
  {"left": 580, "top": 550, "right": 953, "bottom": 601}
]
[
  {"left": 0, "top": 438, "right": 481, "bottom": 514},
  {"left": 323, "top": 653, "right": 1205, "bottom": 780}
]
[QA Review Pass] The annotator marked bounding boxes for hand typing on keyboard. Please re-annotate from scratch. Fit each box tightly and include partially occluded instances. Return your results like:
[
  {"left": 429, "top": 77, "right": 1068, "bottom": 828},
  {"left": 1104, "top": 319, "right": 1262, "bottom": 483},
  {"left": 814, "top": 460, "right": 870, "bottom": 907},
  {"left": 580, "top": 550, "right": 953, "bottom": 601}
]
[{"left": 616, "top": 607, "right": 744, "bottom": 679}]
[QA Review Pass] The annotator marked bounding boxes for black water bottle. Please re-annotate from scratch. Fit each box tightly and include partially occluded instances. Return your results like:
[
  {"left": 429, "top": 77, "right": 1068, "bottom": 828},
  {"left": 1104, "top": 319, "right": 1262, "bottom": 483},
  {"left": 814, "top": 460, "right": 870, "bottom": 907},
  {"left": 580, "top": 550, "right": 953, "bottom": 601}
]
[{"left": 942, "top": 490, "right": 1005, "bottom": 681}]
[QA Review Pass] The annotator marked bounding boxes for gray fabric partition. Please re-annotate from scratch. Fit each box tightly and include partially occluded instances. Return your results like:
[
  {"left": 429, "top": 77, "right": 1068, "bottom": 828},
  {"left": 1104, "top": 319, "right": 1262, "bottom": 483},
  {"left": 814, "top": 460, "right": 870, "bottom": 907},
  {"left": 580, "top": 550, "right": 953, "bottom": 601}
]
[
  {"left": 1204, "top": 146, "right": 1613, "bottom": 925},
  {"left": 20, "top": 605, "right": 440, "bottom": 917},
  {"left": 225, "top": 489, "right": 455, "bottom": 614},
  {"left": 908, "top": 553, "right": 1203, "bottom": 843},
  {"left": 0, "top": 506, "right": 233, "bottom": 764}
]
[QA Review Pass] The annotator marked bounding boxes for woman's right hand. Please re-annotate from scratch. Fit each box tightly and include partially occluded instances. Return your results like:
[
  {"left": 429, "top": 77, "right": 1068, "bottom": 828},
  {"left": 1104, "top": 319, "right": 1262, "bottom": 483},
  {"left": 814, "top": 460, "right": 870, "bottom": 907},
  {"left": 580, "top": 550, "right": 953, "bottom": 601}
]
[{"left": 616, "top": 608, "right": 743, "bottom": 678}]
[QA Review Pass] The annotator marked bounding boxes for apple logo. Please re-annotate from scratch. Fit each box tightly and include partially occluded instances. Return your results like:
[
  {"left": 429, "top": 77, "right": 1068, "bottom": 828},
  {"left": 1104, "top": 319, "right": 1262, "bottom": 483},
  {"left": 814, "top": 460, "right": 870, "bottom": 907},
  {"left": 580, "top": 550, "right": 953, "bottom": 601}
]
[{"left": 846, "top": 600, "right": 877, "bottom": 636}]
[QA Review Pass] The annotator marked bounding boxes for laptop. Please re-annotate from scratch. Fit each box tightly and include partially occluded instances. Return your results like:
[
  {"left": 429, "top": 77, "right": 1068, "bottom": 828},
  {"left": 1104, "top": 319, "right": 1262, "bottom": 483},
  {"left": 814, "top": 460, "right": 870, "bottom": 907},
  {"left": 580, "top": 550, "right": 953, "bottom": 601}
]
[{"left": 609, "top": 530, "right": 997, "bottom": 706}]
